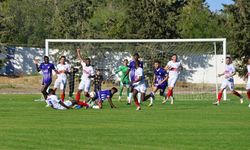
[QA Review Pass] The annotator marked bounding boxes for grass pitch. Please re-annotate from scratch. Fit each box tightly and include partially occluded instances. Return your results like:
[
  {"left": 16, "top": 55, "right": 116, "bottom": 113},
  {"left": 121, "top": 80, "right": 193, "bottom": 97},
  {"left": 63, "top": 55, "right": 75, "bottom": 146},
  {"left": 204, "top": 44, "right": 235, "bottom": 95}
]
[{"left": 0, "top": 94, "right": 249, "bottom": 150}]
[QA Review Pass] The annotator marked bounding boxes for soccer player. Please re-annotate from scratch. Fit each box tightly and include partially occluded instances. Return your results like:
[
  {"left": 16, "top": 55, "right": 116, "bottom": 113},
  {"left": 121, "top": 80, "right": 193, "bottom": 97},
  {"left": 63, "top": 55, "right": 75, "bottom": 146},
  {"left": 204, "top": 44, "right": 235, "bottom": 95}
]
[
  {"left": 213, "top": 57, "right": 243, "bottom": 105},
  {"left": 115, "top": 59, "right": 130, "bottom": 101},
  {"left": 75, "top": 48, "right": 95, "bottom": 101},
  {"left": 145, "top": 60, "right": 168, "bottom": 107},
  {"left": 34, "top": 56, "right": 57, "bottom": 100},
  {"left": 93, "top": 69, "right": 104, "bottom": 93},
  {"left": 131, "top": 60, "right": 146, "bottom": 110},
  {"left": 53, "top": 56, "right": 70, "bottom": 102},
  {"left": 46, "top": 88, "right": 88, "bottom": 110},
  {"left": 68, "top": 66, "right": 78, "bottom": 99},
  {"left": 244, "top": 58, "right": 250, "bottom": 107},
  {"left": 88, "top": 87, "right": 118, "bottom": 109},
  {"left": 124, "top": 53, "right": 143, "bottom": 105},
  {"left": 163, "top": 54, "right": 182, "bottom": 104}
]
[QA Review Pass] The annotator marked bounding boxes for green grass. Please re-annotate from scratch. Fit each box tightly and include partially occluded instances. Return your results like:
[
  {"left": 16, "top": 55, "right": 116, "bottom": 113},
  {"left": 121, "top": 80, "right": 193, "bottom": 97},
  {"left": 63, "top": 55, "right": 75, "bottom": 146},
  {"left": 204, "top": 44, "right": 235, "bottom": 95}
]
[{"left": 0, "top": 94, "right": 250, "bottom": 150}]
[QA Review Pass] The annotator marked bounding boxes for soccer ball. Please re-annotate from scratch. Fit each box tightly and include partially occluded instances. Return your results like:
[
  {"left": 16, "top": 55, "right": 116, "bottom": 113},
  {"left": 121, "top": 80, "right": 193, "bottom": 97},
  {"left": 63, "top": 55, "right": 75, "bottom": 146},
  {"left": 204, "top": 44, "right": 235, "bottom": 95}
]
[
  {"left": 92, "top": 105, "right": 100, "bottom": 109},
  {"left": 89, "top": 91, "right": 96, "bottom": 98}
]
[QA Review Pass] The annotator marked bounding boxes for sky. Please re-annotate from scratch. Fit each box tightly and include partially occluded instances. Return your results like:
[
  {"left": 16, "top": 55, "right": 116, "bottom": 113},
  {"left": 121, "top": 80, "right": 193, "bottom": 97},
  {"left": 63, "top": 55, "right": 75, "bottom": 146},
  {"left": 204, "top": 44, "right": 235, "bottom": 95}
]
[{"left": 206, "top": 0, "right": 234, "bottom": 12}]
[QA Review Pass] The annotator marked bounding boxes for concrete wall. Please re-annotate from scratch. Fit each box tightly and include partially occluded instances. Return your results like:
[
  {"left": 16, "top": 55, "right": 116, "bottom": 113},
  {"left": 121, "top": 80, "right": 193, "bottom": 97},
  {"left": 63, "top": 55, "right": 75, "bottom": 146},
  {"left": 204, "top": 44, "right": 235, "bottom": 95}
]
[{"left": 0, "top": 47, "right": 245, "bottom": 84}]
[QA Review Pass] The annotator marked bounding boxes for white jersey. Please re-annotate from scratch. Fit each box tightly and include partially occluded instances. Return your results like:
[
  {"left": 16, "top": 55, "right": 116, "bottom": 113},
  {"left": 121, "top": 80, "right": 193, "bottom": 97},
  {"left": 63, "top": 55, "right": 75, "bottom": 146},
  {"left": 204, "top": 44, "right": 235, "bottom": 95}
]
[
  {"left": 81, "top": 61, "right": 94, "bottom": 81},
  {"left": 46, "top": 95, "right": 65, "bottom": 110},
  {"left": 224, "top": 64, "right": 235, "bottom": 79},
  {"left": 133, "top": 67, "right": 145, "bottom": 86},
  {"left": 167, "top": 61, "right": 181, "bottom": 77},
  {"left": 56, "top": 63, "right": 70, "bottom": 79}
]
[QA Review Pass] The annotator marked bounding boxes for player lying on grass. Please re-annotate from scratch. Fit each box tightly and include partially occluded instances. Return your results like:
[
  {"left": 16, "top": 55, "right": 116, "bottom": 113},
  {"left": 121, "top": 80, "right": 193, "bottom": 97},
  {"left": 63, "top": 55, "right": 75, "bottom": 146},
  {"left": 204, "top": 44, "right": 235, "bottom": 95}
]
[
  {"left": 163, "top": 54, "right": 182, "bottom": 104},
  {"left": 145, "top": 60, "right": 168, "bottom": 107},
  {"left": 244, "top": 58, "right": 250, "bottom": 107},
  {"left": 53, "top": 56, "right": 70, "bottom": 102},
  {"left": 115, "top": 59, "right": 130, "bottom": 101},
  {"left": 76, "top": 87, "right": 118, "bottom": 109},
  {"left": 46, "top": 89, "right": 89, "bottom": 110},
  {"left": 213, "top": 57, "right": 243, "bottom": 105},
  {"left": 34, "top": 56, "right": 58, "bottom": 100}
]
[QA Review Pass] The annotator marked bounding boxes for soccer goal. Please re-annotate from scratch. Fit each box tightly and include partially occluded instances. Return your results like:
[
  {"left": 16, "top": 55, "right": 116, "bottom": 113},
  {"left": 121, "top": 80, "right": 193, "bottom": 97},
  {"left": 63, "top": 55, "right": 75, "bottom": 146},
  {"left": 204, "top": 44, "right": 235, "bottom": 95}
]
[{"left": 45, "top": 39, "right": 227, "bottom": 101}]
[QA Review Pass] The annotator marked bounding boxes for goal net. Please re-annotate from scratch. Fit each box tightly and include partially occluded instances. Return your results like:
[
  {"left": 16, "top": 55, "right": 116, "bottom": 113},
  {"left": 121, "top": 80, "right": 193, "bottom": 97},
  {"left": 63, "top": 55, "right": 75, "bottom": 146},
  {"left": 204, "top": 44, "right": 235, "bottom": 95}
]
[{"left": 45, "top": 39, "right": 227, "bottom": 101}]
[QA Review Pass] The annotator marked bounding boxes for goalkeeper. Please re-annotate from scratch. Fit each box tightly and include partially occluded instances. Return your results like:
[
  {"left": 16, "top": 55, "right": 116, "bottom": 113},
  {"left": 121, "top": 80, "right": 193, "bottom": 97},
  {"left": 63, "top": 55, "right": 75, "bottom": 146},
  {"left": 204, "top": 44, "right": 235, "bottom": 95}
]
[{"left": 115, "top": 59, "right": 130, "bottom": 101}]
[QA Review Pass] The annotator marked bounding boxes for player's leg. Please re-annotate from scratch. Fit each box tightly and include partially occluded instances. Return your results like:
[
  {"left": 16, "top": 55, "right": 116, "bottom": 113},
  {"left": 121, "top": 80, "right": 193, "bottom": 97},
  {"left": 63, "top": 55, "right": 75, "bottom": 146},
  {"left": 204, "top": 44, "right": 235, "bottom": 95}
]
[
  {"left": 229, "top": 80, "right": 243, "bottom": 103},
  {"left": 41, "top": 83, "right": 50, "bottom": 100},
  {"left": 139, "top": 84, "right": 147, "bottom": 106},
  {"left": 83, "top": 80, "right": 91, "bottom": 100},
  {"left": 60, "top": 79, "right": 66, "bottom": 102},
  {"left": 133, "top": 88, "right": 140, "bottom": 110},
  {"left": 126, "top": 84, "right": 130, "bottom": 101},
  {"left": 75, "top": 80, "right": 84, "bottom": 101},
  {"left": 118, "top": 81, "right": 123, "bottom": 101},
  {"left": 127, "top": 86, "right": 133, "bottom": 105},
  {"left": 214, "top": 79, "right": 227, "bottom": 105}
]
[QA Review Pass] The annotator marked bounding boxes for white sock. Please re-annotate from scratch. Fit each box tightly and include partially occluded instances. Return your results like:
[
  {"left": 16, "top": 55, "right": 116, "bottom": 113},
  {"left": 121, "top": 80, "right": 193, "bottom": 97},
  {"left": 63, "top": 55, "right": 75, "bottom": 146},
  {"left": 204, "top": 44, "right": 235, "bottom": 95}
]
[
  {"left": 128, "top": 93, "right": 132, "bottom": 103},
  {"left": 137, "top": 93, "right": 141, "bottom": 104}
]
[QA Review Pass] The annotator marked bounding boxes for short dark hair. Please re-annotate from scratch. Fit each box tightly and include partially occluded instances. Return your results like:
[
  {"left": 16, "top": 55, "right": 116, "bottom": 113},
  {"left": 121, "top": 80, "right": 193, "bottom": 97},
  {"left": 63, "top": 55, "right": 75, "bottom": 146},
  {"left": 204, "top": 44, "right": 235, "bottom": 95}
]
[
  {"left": 48, "top": 88, "right": 55, "bottom": 95},
  {"left": 44, "top": 56, "right": 49, "bottom": 60},
  {"left": 123, "top": 59, "right": 128, "bottom": 62},
  {"left": 134, "top": 53, "right": 139, "bottom": 57},
  {"left": 226, "top": 56, "right": 231, "bottom": 60},
  {"left": 60, "top": 56, "right": 66, "bottom": 59},
  {"left": 86, "top": 58, "right": 91, "bottom": 61},
  {"left": 111, "top": 87, "right": 118, "bottom": 93},
  {"left": 154, "top": 60, "right": 161, "bottom": 64}
]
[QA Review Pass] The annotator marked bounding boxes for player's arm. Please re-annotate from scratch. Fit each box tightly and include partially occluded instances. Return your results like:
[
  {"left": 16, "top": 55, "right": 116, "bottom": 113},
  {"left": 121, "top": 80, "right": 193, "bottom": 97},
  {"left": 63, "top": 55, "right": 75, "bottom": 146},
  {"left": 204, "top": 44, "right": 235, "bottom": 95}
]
[
  {"left": 159, "top": 74, "right": 169, "bottom": 85},
  {"left": 34, "top": 59, "right": 41, "bottom": 72},
  {"left": 76, "top": 48, "right": 85, "bottom": 63},
  {"left": 107, "top": 97, "right": 116, "bottom": 108},
  {"left": 59, "top": 101, "right": 70, "bottom": 109},
  {"left": 123, "top": 68, "right": 130, "bottom": 81}
]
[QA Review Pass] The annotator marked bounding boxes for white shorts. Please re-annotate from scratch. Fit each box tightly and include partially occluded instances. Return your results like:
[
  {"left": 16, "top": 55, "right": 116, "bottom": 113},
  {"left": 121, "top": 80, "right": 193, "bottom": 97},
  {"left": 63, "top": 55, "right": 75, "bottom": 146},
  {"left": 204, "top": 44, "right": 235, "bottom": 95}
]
[
  {"left": 168, "top": 76, "right": 178, "bottom": 87},
  {"left": 246, "top": 79, "right": 250, "bottom": 90},
  {"left": 54, "top": 78, "right": 67, "bottom": 90},
  {"left": 78, "top": 79, "right": 91, "bottom": 92},
  {"left": 220, "top": 78, "right": 234, "bottom": 91},
  {"left": 134, "top": 84, "right": 146, "bottom": 93},
  {"left": 57, "top": 101, "right": 72, "bottom": 110}
]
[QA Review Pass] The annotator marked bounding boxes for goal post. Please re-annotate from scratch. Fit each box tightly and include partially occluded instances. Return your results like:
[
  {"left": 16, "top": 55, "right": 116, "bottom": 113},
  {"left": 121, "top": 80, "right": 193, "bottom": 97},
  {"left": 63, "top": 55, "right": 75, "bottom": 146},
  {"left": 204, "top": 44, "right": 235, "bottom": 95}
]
[{"left": 45, "top": 38, "right": 227, "bottom": 101}]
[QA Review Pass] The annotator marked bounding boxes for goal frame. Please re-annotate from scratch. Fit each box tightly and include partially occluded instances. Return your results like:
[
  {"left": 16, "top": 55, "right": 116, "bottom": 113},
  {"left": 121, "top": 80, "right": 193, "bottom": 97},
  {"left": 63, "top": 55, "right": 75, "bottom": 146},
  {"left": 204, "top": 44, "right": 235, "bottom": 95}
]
[{"left": 45, "top": 38, "right": 227, "bottom": 100}]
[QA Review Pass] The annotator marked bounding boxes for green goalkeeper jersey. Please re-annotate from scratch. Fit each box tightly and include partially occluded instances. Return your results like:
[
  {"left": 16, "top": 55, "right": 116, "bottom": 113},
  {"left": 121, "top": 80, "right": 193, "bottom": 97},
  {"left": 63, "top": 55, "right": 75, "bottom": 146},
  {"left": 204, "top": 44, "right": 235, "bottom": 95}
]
[{"left": 115, "top": 65, "right": 129, "bottom": 84}]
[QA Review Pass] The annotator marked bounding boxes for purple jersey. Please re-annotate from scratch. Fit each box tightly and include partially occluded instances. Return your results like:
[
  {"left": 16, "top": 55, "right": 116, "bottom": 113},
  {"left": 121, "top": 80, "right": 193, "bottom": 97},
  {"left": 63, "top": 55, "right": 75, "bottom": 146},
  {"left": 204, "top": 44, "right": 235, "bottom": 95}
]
[
  {"left": 39, "top": 63, "right": 55, "bottom": 85},
  {"left": 128, "top": 60, "right": 143, "bottom": 81},
  {"left": 95, "top": 90, "right": 112, "bottom": 101},
  {"left": 154, "top": 67, "right": 168, "bottom": 88}
]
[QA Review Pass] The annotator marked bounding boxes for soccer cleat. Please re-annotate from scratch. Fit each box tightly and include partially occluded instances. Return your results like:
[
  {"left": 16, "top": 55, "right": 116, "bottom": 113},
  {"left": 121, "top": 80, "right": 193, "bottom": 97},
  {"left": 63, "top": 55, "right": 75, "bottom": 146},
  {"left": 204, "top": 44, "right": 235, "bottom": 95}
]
[
  {"left": 127, "top": 102, "right": 131, "bottom": 105},
  {"left": 213, "top": 101, "right": 220, "bottom": 106},
  {"left": 240, "top": 98, "right": 243, "bottom": 104},
  {"left": 162, "top": 99, "right": 168, "bottom": 104},
  {"left": 170, "top": 97, "right": 174, "bottom": 105},
  {"left": 148, "top": 103, "right": 153, "bottom": 107},
  {"left": 45, "top": 104, "right": 50, "bottom": 108},
  {"left": 75, "top": 105, "right": 82, "bottom": 110},
  {"left": 136, "top": 107, "right": 141, "bottom": 111}
]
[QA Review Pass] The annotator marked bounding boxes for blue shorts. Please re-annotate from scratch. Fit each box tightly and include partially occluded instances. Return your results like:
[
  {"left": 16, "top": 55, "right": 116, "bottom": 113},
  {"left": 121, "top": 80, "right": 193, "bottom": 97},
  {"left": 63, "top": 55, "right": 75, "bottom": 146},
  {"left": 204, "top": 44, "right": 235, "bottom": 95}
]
[
  {"left": 42, "top": 78, "right": 52, "bottom": 86},
  {"left": 155, "top": 83, "right": 167, "bottom": 90}
]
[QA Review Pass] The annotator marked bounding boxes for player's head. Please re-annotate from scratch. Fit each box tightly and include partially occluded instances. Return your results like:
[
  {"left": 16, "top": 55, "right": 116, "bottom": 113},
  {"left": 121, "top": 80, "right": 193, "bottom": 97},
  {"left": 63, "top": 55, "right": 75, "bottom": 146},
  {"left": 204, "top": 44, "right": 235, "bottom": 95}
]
[
  {"left": 226, "top": 56, "right": 232, "bottom": 65},
  {"left": 133, "top": 53, "right": 139, "bottom": 61},
  {"left": 48, "top": 88, "right": 55, "bottom": 95},
  {"left": 59, "top": 56, "right": 66, "bottom": 64},
  {"left": 123, "top": 59, "right": 128, "bottom": 66},
  {"left": 154, "top": 60, "right": 161, "bottom": 69},
  {"left": 96, "top": 69, "right": 100, "bottom": 75},
  {"left": 135, "top": 60, "right": 140, "bottom": 68},
  {"left": 171, "top": 54, "right": 177, "bottom": 62},
  {"left": 110, "top": 87, "right": 118, "bottom": 95},
  {"left": 44, "top": 56, "right": 49, "bottom": 63},
  {"left": 85, "top": 58, "right": 91, "bottom": 66}
]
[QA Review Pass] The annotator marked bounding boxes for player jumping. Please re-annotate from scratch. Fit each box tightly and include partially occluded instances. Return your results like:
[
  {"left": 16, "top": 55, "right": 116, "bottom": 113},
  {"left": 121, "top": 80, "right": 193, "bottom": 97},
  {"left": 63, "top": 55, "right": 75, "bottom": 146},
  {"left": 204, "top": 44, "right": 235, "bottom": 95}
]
[
  {"left": 163, "top": 54, "right": 182, "bottom": 104},
  {"left": 213, "top": 57, "right": 243, "bottom": 105},
  {"left": 75, "top": 48, "right": 95, "bottom": 101},
  {"left": 115, "top": 59, "right": 130, "bottom": 101},
  {"left": 245, "top": 58, "right": 250, "bottom": 107},
  {"left": 34, "top": 56, "right": 58, "bottom": 100},
  {"left": 145, "top": 60, "right": 168, "bottom": 107},
  {"left": 53, "top": 56, "right": 70, "bottom": 102}
]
